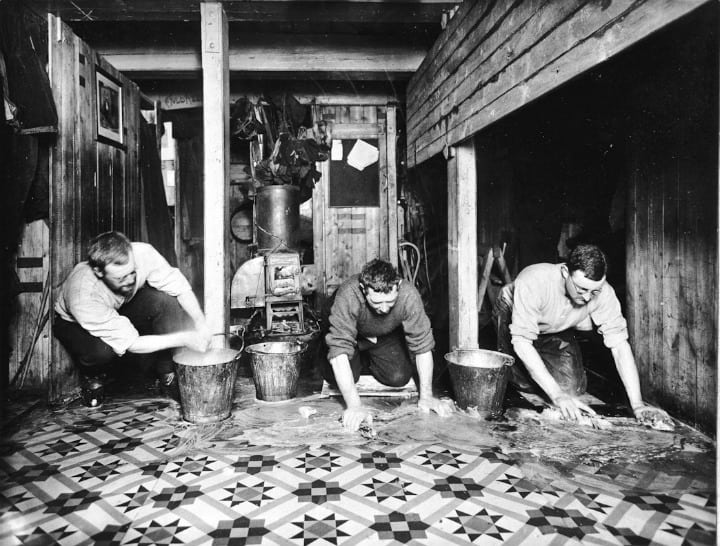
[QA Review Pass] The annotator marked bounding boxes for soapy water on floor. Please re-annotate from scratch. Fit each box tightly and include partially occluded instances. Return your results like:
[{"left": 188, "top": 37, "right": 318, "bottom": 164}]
[{"left": 138, "top": 375, "right": 714, "bottom": 479}]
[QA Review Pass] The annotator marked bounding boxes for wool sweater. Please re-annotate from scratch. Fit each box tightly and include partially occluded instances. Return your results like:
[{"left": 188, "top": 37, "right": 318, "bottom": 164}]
[
  {"left": 508, "top": 263, "right": 628, "bottom": 349},
  {"left": 55, "top": 242, "right": 192, "bottom": 356},
  {"left": 325, "top": 275, "right": 434, "bottom": 360}
]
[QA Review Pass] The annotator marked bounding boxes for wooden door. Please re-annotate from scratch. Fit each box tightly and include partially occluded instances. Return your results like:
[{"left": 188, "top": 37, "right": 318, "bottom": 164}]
[{"left": 312, "top": 105, "right": 398, "bottom": 302}]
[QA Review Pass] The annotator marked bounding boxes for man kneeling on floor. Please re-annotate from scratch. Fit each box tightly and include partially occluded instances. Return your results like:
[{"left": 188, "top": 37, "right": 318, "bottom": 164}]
[
  {"left": 493, "top": 243, "right": 670, "bottom": 426},
  {"left": 54, "top": 231, "right": 211, "bottom": 407},
  {"left": 321, "top": 258, "right": 454, "bottom": 431}
]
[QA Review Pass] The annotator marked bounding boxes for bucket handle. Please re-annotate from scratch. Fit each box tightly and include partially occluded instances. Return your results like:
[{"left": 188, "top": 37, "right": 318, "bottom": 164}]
[
  {"left": 212, "top": 326, "right": 246, "bottom": 360},
  {"left": 231, "top": 326, "right": 246, "bottom": 359}
]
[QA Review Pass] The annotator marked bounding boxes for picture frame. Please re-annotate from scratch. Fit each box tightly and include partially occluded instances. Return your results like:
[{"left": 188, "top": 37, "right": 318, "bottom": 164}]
[{"left": 96, "top": 69, "right": 124, "bottom": 146}]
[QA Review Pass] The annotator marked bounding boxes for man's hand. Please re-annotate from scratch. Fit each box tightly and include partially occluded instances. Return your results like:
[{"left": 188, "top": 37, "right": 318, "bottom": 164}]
[
  {"left": 551, "top": 394, "right": 596, "bottom": 421},
  {"left": 184, "top": 331, "right": 211, "bottom": 353},
  {"left": 342, "top": 406, "right": 373, "bottom": 432},
  {"left": 418, "top": 395, "right": 455, "bottom": 417},
  {"left": 633, "top": 403, "right": 673, "bottom": 429},
  {"left": 195, "top": 323, "right": 212, "bottom": 348}
]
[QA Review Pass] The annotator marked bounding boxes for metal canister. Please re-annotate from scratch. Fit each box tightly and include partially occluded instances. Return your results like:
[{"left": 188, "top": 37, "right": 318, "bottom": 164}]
[{"left": 255, "top": 185, "right": 300, "bottom": 252}]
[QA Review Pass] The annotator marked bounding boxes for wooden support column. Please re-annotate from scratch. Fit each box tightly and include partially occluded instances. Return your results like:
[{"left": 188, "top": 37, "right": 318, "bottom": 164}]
[
  {"left": 447, "top": 140, "right": 479, "bottom": 350},
  {"left": 201, "top": 2, "right": 230, "bottom": 344},
  {"left": 386, "top": 104, "right": 398, "bottom": 267}
]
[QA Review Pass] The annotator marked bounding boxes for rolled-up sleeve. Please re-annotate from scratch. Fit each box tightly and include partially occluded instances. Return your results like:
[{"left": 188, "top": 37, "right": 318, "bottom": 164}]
[
  {"left": 509, "top": 278, "right": 542, "bottom": 347},
  {"left": 591, "top": 285, "right": 629, "bottom": 348}
]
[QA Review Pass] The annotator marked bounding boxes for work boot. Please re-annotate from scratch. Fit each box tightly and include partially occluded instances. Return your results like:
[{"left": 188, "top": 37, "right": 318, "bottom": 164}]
[
  {"left": 160, "top": 372, "right": 180, "bottom": 402},
  {"left": 81, "top": 376, "right": 105, "bottom": 408}
]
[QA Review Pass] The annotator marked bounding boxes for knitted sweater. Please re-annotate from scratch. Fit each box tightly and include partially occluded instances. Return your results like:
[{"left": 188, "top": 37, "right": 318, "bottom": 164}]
[{"left": 325, "top": 275, "right": 434, "bottom": 360}]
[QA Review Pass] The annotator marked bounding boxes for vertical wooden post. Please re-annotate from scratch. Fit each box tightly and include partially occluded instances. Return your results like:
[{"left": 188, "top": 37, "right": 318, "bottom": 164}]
[
  {"left": 447, "top": 140, "right": 479, "bottom": 350},
  {"left": 386, "top": 104, "right": 398, "bottom": 267},
  {"left": 201, "top": 2, "right": 229, "bottom": 344}
]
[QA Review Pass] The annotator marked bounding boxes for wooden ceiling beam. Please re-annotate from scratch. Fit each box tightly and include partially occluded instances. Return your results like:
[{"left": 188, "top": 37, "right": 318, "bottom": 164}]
[
  {"left": 29, "top": 0, "right": 458, "bottom": 23},
  {"left": 96, "top": 34, "right": 425, "bottom": 75}
]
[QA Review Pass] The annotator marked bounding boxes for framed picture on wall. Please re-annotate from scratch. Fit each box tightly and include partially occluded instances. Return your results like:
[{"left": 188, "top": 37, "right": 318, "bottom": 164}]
[{"left": 96, "top": 69, "right": 124, "bottom": 146}]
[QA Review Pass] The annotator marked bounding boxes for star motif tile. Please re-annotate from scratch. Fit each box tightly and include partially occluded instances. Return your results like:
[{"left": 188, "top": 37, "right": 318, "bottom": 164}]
[
  {"left": 44, "top": 490, "right": 102, "bottom": 516},
  {"left": 659, "top": 520, "right": 715, "bottom": 543},
  {"left": 621, "top": 492, "right": 682, "bottom": 514},
  {"left": 155, "top": 433, "right": 183, "bottom": 452},
  {"left": 525, "top": 505, "right": 599, "bottom": 539},
  {"left": 415, "top": 448, "right": 466, "bottom": 471},
  {"left": 69, "top": 459, "right": 124, "bottom": 483},
  {"left": 152, "top": 484, "right": 204, "bottom": 509},
  {"left": 0, "top": 489, "right": 33, "bottom": 512},
  {"left": 220, "top": 477, "right": 276, "bottom": 507},
  {"left": 603, "top": 525, "right": 652, "bottom": 545},
  {"left": 495, "top": 473, "right": 544, "bottom": 498},
  {"left": 293, "top": 479, "right": 344, "bottom": 504},
  {"left": 165, "top": 455, "right": 218, "bottom": 478},
  {"left": 357, "top": 450, "right": 402, "bottom": 470},
  {"left": 35, "top": 437, "right": 85, "bottom": 457},
  {"left": 139, "top": 461, "right": 166, "bottom": 478},
  {"left": 292, "top": 450, "right": 343, "bottom": 474},
  {"left": 5, "top": 462, "right": 60, "bottom": 484},
  {"left": 90, "top": 522, "right": 132, "bottom": 544},
  {"left": 0, "top": 384, "right": 713, "bottom": 546},
  {"left": 361, "top": 476, "right": 414, "bottom": 503},
  {"left": 125, "top": 517, "right": 190, "bottom": 545},
  {"left": 370, "top": 511, "right": 430, "bottom": 543},
  {"left": 290, "top": 512, "right": 351, "bottom": 544},
  {"left": 573, "top": 490, "right": 615, "bottom": 514},
  {"left": 209, "top": 516, "right": 270, "bottom": 545},
  {"left": 433, "top": 475, "right": 485, "bottom": 499},
  {"left": 443, "top": 507, "right": 513, "bottom": 542},
  {"left": 116, "top": 485, "right": 154, "bottom": 513},
  {"left": 232, "top": 454, "right": 279, "bottom": 474},
  {"left": 115, "top": 416, "right": 155, "bottom": 433},
  {"left": 16, "top": 524, "right": 77, "bottom": 545}
]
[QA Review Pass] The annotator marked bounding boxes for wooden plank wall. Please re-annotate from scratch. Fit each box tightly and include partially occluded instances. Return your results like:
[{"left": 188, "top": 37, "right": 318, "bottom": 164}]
[
  {"left": 625, "top": 12, "right": 717, "bottom": 433},
  {"left": 47, "top": 15, "right": 143, "bottom": 401},
  {"left": 7, "top": 9, "right": 52, "bottom": 390},
  {"left": 405, "top": 0, "right": 712, "bottom": 167},
  {"left": 312, "top": 104, "right": 399, "bottom": 302},
  {"left": 9, "top": 221, "right": 50, "bottom": 389}
]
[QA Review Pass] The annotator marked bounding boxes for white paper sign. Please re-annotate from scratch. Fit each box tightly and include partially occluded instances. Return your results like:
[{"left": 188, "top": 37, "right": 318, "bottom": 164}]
[
  {"left": 346, "top": 139, "right": 379, "bottom": 171},
  {"left": 331, "top": 139, "right": 344, "bottom": 161}
]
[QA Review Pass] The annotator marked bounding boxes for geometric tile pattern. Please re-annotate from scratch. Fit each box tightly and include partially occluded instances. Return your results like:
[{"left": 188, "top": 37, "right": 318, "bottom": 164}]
[{"left": 0, "top": 395, "right": 715, "bottom": 546}]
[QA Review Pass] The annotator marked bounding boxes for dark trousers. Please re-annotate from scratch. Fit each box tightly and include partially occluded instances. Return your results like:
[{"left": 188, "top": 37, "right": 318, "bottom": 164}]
[
  {"left": 493, "top": 290, "right": 587, "bottom": 396},
  {"left": 54, "top": 286, "right": 193, "bottom": 379},
  {"left": 320, "top": 328, "right": 415, "bottom": 387}
]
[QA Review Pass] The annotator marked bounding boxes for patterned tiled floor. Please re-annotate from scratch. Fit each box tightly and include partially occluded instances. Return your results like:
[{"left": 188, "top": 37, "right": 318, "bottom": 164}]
[{"left": 0, "top": 382, "right": 716, "bottom": 545}]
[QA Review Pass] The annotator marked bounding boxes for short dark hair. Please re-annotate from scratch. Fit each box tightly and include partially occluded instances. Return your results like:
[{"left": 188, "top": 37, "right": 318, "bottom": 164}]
[
  {"left": 87, "top": 231, "right": 132, "bottom": 270},
  {"left": 567, "top": 244, "right": 607, "bottom": 281},
  {"left": 359, "top": 259, "right": 401, "bottom": 293}
]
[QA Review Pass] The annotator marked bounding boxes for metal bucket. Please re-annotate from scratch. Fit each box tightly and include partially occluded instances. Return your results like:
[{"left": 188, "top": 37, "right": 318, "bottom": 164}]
[
  {"left": 256, "top": 185, "right": 300, "bottom": 252},
  {"left": 445, "top": 349, "right": 514, "bottom": 417},
  {"left": 173, "top": 344, "right": 243, "bottom": 424},
  {"left": 246, "top": 341, "right": 305, "bottom": 402}
]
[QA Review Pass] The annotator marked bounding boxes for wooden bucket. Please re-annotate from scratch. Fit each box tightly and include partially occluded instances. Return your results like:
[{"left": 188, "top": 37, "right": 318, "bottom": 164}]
[
  {"left": 246, "top": 341, "right": 305, "bottom": 402},
  {"left": 173, "top": 347, "right": 242, "bottom": 423},
  {"left": 445, "top": 349, "right": 514, "bottom": 417}
]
